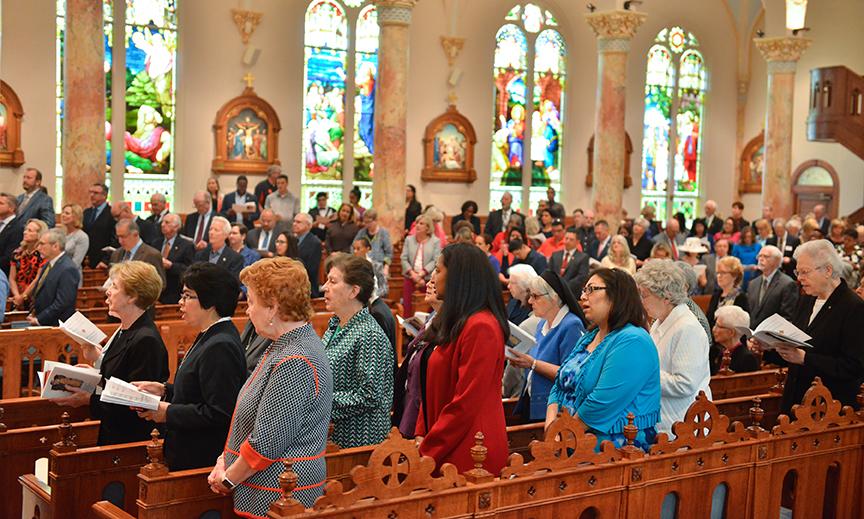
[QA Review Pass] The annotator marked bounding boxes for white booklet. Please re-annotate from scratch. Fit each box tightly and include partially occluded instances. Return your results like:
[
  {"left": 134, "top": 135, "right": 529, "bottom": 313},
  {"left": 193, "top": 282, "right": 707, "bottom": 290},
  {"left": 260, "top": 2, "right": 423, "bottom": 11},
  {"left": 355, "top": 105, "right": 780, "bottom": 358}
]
[
  {"left": 506, "top": 321, "right": 537, "bottom": 357},
  {"left": 99, "top": 377, "right": 161, "bottom": 411},
  {"left": 39, "top": 361, "right": 101, "bottom": 399},
  {"left": 397, "top": 311, "right": 429, "bottom": 338},
  {"left": 59, "top": 311, "right": 107, "bottom": 348},
  {"left": 735, "top": 313, "right": 813, "bottom": 350}
]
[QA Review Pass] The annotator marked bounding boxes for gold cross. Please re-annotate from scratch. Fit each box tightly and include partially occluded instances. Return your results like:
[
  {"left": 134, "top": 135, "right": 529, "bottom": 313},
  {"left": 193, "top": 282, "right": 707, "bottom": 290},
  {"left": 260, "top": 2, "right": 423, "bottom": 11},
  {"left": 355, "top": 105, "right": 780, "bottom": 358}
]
[{"left": 243, "top": 73, "right": 255, "bottom": 88}]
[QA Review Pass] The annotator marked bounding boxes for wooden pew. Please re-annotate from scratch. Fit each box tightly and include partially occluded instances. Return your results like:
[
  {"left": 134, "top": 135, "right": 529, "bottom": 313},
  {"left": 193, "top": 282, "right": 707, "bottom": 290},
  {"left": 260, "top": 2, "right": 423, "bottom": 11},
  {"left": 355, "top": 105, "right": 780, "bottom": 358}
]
[{"left": 0, "top": 397, "right": 91, "bottom": 430}]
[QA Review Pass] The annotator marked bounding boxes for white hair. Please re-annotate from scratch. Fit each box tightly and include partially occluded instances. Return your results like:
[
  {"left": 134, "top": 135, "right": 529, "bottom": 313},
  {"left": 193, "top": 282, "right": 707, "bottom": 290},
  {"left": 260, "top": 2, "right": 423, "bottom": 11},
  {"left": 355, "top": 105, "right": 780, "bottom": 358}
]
[
  {"left": 715, "top": 305, "right": 750, "bottom": 330},
  {"left": 761, "top": 245, "right": 782, "bottom": 261},
  {"left": 526, "top": 276, "right": 562, "bottom": 308},
  {"left": 793, "top": 239, "right": 844, "bottom": 279},
  {"left": 295, "top": 212, "right": 313, "bottom": 225},
  {"left": 44, "top": 227, "right": 67, "bottom": 249},
  {"left": 507, "top": 264, "right": 538, "bottom": 289},
  {"left": 211, "top": 215, "right": 231, "bottom": 234},
  {"left": 634, "top": 259, "right": 689, "bottom": 305}
]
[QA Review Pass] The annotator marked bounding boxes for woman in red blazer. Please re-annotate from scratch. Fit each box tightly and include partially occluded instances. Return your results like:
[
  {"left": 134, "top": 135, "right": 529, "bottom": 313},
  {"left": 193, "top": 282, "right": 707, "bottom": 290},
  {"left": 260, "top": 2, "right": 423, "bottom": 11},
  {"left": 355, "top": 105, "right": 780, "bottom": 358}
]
[{"left": 415, "top": 243, "right": 510, "bottom": 475}]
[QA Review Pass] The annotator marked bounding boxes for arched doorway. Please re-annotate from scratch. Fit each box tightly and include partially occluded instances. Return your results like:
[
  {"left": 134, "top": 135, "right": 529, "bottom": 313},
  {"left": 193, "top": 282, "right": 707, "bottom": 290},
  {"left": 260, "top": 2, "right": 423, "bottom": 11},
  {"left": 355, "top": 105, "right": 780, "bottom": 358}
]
[{"left": 792, "top": 160, "right": 839, "bottom": 218}]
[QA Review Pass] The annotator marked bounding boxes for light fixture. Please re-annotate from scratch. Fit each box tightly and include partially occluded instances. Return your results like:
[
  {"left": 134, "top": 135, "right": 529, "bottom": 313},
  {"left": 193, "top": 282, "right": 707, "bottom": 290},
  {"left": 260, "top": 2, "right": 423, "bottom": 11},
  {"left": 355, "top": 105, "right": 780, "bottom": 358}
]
[{"left": 786, "top": 0, "right": 808, "bottom": 31}]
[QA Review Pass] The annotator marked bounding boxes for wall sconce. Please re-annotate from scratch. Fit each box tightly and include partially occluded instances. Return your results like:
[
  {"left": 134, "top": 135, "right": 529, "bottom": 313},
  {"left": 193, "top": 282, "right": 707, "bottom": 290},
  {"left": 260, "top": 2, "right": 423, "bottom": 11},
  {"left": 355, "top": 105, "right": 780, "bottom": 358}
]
[{"left": 785, "top": 0, "right": 808, "bottom": 31}]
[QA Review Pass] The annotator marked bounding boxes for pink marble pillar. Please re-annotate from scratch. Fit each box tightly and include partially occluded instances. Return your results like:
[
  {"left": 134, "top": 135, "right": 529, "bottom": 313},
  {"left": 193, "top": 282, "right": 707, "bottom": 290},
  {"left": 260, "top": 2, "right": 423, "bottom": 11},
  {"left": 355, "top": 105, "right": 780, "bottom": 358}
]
[
  {"left": 372, "top": 0, "right": 417, "bottom": 241},
  {"left": 63, "top": 0, "right": 106, "bottom": 207},
  {"left": 755, "top": 37, "right": 811, "bottom": 219},
  {"left": 586, "top": 10, "right": 645, "bottom": 231}
]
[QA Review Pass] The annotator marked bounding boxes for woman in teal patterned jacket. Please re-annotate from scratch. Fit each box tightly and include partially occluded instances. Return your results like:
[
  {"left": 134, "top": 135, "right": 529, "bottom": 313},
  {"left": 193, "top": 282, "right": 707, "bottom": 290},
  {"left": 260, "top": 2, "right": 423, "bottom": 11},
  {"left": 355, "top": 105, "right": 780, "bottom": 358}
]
[{"left": 322, "top": 253, "right": 394, "bottom": 448}]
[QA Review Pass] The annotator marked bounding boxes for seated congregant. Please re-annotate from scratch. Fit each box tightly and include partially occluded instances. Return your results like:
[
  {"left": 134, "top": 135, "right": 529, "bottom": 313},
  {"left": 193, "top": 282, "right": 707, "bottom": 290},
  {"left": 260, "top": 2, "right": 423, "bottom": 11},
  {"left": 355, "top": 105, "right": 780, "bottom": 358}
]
[
  {"left": 747, "top": 245, "right": 798, "bottom": 328},
  {"left": 600, "top": 235, "right": 637, "bottom": 275},
  {"left": 133, "top": 263, "right": 246, "bottom": 470},
  {"left": 710, "top": 305, "right": 760, "bottom": 375},
  {"left": 586, "top": 220, "right": 612, "bottom": 261},
  {"left": 706, "top": 256, "right": 749, "bottom": 327},
  {"left": 474, "top": 233, "right": 501, "bottom": 273},
  {"left": 154, "top": 213, "right": 195, "bottom": 305},
  {"left": 27, "top": 228, "right": 80, "bottom": 326},
  {"left": 194, "top": 216, "right": 244, "bottom": 279},
  {"left": 209, "top": 258, "right": 333, "bottom": 512},
  {"left": 510, "top": 238, "right": 547, "bottom": 274},
  {"left": 228, "top": 223, "right": 261, "bottom": 268},
  {"left": 536, "top": 219, "right": 565, "bottom": 258}
]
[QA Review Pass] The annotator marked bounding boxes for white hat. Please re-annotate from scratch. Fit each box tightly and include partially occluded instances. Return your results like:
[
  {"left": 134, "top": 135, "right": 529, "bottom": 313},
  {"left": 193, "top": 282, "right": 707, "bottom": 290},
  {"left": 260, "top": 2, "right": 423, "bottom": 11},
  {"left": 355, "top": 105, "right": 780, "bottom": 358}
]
[{"left": 678, "top": 237, "right": 709, "bottom": 254}]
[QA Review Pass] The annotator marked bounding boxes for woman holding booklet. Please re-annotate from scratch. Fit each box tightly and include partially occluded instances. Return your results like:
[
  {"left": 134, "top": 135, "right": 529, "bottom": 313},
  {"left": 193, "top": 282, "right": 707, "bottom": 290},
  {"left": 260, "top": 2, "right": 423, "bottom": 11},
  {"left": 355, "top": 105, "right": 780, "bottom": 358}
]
[{"left": 51, "top": 261, "right": 169, "bottom": 446}]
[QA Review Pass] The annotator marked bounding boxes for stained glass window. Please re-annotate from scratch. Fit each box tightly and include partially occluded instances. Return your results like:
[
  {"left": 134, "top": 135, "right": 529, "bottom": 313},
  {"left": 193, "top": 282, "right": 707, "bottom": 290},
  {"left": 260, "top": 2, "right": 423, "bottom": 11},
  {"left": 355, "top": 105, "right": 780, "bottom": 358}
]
[
  {"left": 490, "top": 5, "right": 565, "bottom": 212},
  {"left": 301, "top": 0, "right": 378, "bottom": 212},
  {"left": 640, "top": 26, "right": 706, "bottom": 225}
]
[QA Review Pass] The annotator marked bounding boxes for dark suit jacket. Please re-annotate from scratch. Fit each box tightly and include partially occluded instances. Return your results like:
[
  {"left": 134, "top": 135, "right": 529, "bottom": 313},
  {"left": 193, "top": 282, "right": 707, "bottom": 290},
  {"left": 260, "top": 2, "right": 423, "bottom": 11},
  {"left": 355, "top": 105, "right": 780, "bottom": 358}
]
[
  {"left": 182, "top": 212, "right": 213, "bottom": 244},
  {"left": 154, "top": 235, "right": 195, "bottom": 304},
  {"left": 134, "top": 216, "right": 160, "bottom": 248},
  {"left": 298, "top": 233, "right": 322, "bottom": 298},
  {"left": 484, "top": 209, "right": 506, "bottom": 237},
  {"left": 548, "top": 249, "right": 590, "bottom": 291},
  {"left": 693, "top": 215, "right": 723, "bottom": 237},
  {"left": 83, "top": 204, "right": 116, "bottom": 268},
  {"left": 586, "top": 237, "right": 611, "bottom": 261},
  {"left": 239, "top": 320, "right": 272, "bottom": 376},
  {"left": 245, "top": 222, "right": 287, "bottom": 254},
  {"left": 766, "top": 234, "right": 800, "bottom": 278},
  {"left": 628, "top": 235, "right": 654, "bottom": 262},
  {"left": 706, "top": 290, "right": 749, "bottom": 328},
  {"left": 194, "top": 245, "right": 244, "bottom": 278},
  {"left": 109, "top": 242, "right": 167, "bottom": 289},
  {"left": 0, "top": 216, "right": 23, "bottom": 275},
  {"left": 709, "top": 341, "right": 760, "bottom": 375},
  {"left": 514, "top": 250, "right": 548, "bottom": 274},
  {"left": 17, "top": 190, "right": 55, "bottom": 227},
  {"left": 817, "top": 217, "right": 831, "bottom": 237},
  {"left": 763, "top": 280, "right": 864, "bottom": 413},
  {"left": 143, "top": 214, "right": 165, "bottom": 247},
  {"left": 369, "top": 298, "right": 396, "bottom": 349},
  {"left": 309, "top": 206, "right": 336, "bottom": 241},
  {"left": 746, "top": 270, "right": 799, "bottom": 328},
  {"left": 164, "top": 320, "right": 245, "bottom": 470},
  {"left": 90, "top": 313, "right": 169, "bottom": 445},
  {"left": 221, "top": 192, "right": 260, "bottom": 229},
  {"left": 33, "top": 254, "right": 80, "bottom": 326},
  {"left": 451, "top": 214, "right": 481, "bottom": 236}
]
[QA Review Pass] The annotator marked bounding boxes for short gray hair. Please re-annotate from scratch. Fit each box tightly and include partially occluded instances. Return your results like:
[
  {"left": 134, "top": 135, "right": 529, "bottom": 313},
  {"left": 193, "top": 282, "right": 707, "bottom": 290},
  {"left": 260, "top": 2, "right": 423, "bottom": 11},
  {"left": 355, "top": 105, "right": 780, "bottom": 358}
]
[
  {"left": 761, "top": 245, "right": 782, "bottom": 261},
  {"left": 364, "top": 208, "right": 378, "bottom": 221},
  {"left": 673, "top": 260, "right": 698, "bottom": 293},
  {"left": 794, "top": 239, "right": 844, "bottom": 279},
  {"left": 0, "top": 192, "right": 18, "bottom": 210},
  {"left": 163, "top": 213, "right": 181, "bottom": 227},
  {"left": 266, "top": 164, "right": 282, "bottom": 176},
  {"left": 294, "top": 212, "right": 313, "bottom": 225},
  {"left": 715, "top": 305, "right": 750, "bottom": 330},
  {"left": 116, "top": 218, "right": 139, "bottom": 235},
  {"left": 211, "top": 215, "right": 231, "bottom": 234},
  {"left": 633, "top": 217, "right": 650, "bottom": 230},
  {"left": 507, "top": 264, "right": 538, "bottom": 289},
  {"left": 526, "top": 275, "right": 562, "bottom": 308},
  {"left": 634, "top": 259, "right": 689, "bottom": 305},
  {"left": 43, "top": 227, "right": 67, "bottom": 249}
]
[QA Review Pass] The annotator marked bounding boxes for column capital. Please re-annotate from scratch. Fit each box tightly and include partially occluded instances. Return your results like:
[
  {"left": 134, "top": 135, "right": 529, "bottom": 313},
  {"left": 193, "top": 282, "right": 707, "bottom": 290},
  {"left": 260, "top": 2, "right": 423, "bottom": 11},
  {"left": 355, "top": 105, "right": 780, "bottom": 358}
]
[
  {"left": 374, "top": 0, "right": 417, "bottom": 26},
  {"left": 755, "top": 37, "right": 811, "bottom": 72},
  {"left": 585, "top": 10, "right": 646, "bottom": 43}
]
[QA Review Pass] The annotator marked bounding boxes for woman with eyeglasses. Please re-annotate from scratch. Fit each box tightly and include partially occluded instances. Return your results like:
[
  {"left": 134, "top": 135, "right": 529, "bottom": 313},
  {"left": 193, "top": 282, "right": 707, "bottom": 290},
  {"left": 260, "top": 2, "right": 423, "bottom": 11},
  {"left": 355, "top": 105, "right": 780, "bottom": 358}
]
[
  {"left": 546, "top": 269, "right": 660, "bottom": 451},
  {"left": 635, "top": 260, "right": 711, "bottom": 435},
  {"left": 133, "top": 263, "right": 246, "bottom": 470},
  {"left": 750, "top": 240, "right": 864, "bottom": 414},
  {"left": 705, "top": 256, "right": 749, "bottom": 327},
  {"left": 273, "top": 230, "right": 299, "bottom": 259}
]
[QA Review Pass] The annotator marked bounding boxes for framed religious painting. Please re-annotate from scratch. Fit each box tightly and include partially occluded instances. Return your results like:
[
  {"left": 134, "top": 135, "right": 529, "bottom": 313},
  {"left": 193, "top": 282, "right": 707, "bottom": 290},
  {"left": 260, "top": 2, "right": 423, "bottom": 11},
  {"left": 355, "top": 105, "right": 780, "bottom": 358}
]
[
  {"left": 421, "top": 106, "right": 477, "bottom": 183},
  {"left": 585, "top": 132, "right": 633, "bottom": 188},
  {"left": 0, "top": 81, "right": 25, "bottom": 168},
  {"left": 739, "top": 131, "right": 764, "bottom": 194},
  {"left": 211, "top": 85, "right": 281, "bottom": 175}
]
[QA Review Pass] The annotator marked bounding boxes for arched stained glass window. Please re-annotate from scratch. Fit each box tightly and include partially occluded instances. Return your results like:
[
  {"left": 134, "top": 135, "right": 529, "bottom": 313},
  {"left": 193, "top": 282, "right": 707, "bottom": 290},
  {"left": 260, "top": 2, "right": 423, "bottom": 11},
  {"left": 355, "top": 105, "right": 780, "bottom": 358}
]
[
  {"left": 490, "top": 3, "right": 564, "bottom": 213},
  {"left": 641, "top": 26, "right": 706, "bottom": 225},
  {"left": 301, "top": 0, "right": 378, "bottom": 212}
]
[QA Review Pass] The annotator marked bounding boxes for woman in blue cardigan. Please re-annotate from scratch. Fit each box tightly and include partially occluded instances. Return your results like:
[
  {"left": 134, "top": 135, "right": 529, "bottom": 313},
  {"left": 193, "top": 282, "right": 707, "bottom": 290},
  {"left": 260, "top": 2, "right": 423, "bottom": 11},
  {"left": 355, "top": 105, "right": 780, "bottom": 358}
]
[
  {"left": 546, "top": 268, "right": 661, "bottom": 451},
  {"left": 507, "top": 271, "right": 586, "bottom": 422}
]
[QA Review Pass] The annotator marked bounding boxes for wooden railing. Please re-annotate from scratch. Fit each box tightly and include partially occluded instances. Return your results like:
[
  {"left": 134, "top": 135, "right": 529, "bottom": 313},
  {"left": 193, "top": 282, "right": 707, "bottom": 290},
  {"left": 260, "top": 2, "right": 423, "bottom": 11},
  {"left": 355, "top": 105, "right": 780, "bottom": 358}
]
[{"left": 807, "top": 65, "right": 864, "bottom": 160}]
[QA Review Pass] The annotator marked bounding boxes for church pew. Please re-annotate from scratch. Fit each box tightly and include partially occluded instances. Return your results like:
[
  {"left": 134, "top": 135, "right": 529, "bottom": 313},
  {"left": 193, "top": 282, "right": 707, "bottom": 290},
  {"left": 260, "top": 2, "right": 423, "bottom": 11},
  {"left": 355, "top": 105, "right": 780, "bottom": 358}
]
[{"left": 0, "top": 397, "right": 91, "bottom": 430}]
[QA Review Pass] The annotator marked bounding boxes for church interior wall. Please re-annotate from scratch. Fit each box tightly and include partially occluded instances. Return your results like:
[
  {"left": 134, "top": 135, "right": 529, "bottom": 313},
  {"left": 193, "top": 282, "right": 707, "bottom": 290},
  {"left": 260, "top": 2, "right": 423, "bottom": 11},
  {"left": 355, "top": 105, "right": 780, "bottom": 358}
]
[{"left": 0, "top": 0, "right": 861, "bottom": 218}]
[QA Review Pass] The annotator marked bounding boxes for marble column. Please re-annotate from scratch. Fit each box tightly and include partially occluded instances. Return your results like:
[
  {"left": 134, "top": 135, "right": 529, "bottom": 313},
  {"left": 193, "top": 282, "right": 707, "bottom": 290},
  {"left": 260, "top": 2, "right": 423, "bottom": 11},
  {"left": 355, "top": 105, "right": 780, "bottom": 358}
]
[
  {"left": 585, "top": 10, "right": 645, "bottom": 231},
  {"left": 372, "top": 0, "right": 416, "bottom": 241},
  {"left": 63, "top": 0, "right": 106, "bottom": 207},
  {"left": 755, "top": 36, "right": 811, "bottom": 218}
]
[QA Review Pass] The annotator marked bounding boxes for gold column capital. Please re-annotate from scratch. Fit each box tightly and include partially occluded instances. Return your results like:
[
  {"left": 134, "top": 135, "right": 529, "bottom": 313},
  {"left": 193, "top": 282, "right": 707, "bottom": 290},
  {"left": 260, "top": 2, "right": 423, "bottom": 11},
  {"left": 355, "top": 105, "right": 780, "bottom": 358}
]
[
  {"left": 585, "top": 10, "right": 647, "bottom": 41},
  {"left": 374, "top": 0, "right": 418, "bottom": 26},
  {"left": 754, "top": 36, "right": 811, "bottom": 64}
]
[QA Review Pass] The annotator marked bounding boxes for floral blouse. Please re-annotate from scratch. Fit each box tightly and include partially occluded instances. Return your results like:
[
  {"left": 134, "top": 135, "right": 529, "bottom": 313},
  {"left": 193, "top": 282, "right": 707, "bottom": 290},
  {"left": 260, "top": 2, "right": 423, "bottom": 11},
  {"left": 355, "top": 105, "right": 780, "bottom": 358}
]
[{"left": 13, "top": 248, "right": 45, "bottom": 293}]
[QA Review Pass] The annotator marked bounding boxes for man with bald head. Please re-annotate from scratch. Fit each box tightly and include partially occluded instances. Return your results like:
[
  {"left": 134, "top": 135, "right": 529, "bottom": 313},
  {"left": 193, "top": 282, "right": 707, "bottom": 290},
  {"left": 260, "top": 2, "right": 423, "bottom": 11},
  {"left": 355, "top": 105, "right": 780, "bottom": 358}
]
[
  {"left": 747, "top": 245, "right": 799, "bottom": 328},
  {"left": 154, "top": 213, "right": 195, "bottom": 304},
  {"left": 484, "top": 191, "right": 515, "bottom": 237},
  {"left": 111, "top": 200, "right": 159, "bottom": 247},
  {"left": 245, "top": 208, "right": 286, "bottom": 256},
  {"left": 182, "top": 190, "right": 215, "bottom": 250},
  {"left": 693, "top": 199, "right": 723, "bottom": 237},
  {"left": 652, "top": 218, "right": 685, "bottom": 260}
]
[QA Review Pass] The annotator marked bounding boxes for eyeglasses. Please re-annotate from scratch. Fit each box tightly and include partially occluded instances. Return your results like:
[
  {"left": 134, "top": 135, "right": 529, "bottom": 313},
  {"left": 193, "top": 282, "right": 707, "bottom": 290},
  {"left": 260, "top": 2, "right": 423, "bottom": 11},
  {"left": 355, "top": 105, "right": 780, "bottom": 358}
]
[
  {"left": 582, "top": 285, "right": 608, "bottom": 296},
  {"left": 717, "top": 270, "right": 733, "bottom": 275},
  {"left": 528, "top": 291, "right": 549, "bottom": 299},
  {"left": 794, "top": 265, "right": 826, "bottom": 277},
  {"left": 179, "top": 293, "right": 199, "bottom": 302}
]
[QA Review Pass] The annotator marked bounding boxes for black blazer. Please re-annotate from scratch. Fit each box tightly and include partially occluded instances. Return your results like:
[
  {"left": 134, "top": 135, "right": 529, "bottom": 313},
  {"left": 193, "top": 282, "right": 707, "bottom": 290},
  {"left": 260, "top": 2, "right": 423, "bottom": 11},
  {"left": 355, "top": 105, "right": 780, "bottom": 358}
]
[
  {"left": 245, "top": 222, "right": 288, "bottom": 254},
  {"left": 706, "top": 289, "right": 749, "bottom": 328},
  {"left": 451, "top": 214, "right": 481, "bottom": 236},
  {"left": 33, "top": 254, "right": 80, "bottom": 326},
  {"left": 763, "top": 280, "right": 864, "bottom": 414},
  {"left": 221, "top": 192, "right": 260, "bottom": 229},
  {"left": 164, "top": 320, "right": 245, "bottom": 470},
  {"left": 0, "top": 216, "right": 23, "bottom": 275},
  {"left": 182, "top": 212, "right": 213, "bottom": 244},
  {"left": 549, "top": 249, "right": 589, "bottom": 296},
  {"left": 239, "top": 320, "right": 272, "bottom": 376},
  {"left": 746, "top": 271, "right": 799, "bottom": 328},
  {"left": 194, "top": 245, "right": 244, "bottom": 279},
  {"left": 586, "top": 238, "right": 611, "bottom": 261},
  {"left": 766, "top": 234, "right": 800, "bottom": 278},
  {"left": 154, "top": 236, "right": 196, "bottom": 304},
  {"left": 514, "top": 250, "right": 548, "bottom": 275},
  {"left": 143, "top": 214, "right": 165, "bottom": 247},
  {"left": 483, "top": 209, "right": 506, "bottom": 237},
  {"left": 405, "top": 200, "right": 422, "bottom": 230},
  {"left": 83, "top": 205, "right": 116, "bottom": 268},
  {"left": 90, "top": 313, "right": 169, "bottom": 445},
  {"left": 693, "top": 216, "right": 723, "bottom": 237},
  {"left": 628, "top": 235, "right": 654, "bottom": 262},
  {"left": 369, "top": 298, "right": 396, "bottom": 349},
  {"left": 709, "top": 341, "right": 760, "bottom": 375},
  {"left": 298, "top": 233, "right": 322, "bottom": 298}
]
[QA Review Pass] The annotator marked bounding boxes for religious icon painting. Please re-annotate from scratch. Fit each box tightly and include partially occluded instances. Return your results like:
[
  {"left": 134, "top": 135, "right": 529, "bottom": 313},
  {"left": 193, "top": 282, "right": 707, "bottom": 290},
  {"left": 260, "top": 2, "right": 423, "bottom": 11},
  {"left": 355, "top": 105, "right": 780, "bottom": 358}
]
[
  {"left": 421, "top": 106, "right": 477, "bottom": 183},
  {"left": 0, "top": 81, "right": 25, "bottom": 167},
  {"left": 739, "top": 131, "right": 764, "bottom": 194},
  {"left": 211, "top": 85, "right": 281, "bottom": 175}
]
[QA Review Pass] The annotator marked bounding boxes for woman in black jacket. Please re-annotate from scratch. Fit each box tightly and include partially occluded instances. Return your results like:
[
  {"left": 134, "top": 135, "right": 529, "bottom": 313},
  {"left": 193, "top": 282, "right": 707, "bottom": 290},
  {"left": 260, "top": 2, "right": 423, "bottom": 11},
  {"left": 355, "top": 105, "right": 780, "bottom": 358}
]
[
  {"left": 134, "top": 263, "right": 245, "bottom": 470},
  {"left": 405, "top": 184, "right": 422, "bottom": 230}
]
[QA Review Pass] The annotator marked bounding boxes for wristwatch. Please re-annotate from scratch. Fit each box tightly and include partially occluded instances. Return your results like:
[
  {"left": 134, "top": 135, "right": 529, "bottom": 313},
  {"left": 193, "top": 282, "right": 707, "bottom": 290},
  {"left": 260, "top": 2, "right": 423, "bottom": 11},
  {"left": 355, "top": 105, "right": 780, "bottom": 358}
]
[{"left": 222, "top": 476, "right": 237, "bottom": 491}]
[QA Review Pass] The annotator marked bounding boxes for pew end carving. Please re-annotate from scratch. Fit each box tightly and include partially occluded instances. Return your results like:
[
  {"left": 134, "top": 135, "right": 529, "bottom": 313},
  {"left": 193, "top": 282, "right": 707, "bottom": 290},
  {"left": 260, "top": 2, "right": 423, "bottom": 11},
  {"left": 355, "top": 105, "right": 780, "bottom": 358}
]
[
  {"left": 463, "top": 432, "right": 494, "bottom": 484},
  {"left": 52, "top": 411, "right": 77, "bottom": 453},
  {"left": 747, "top": 397, "right": 770, "bottom": 439},
  {"left": 268, "top": 461, "right": 306, "bottom": 516},
  {"left": 141, "top": 428, "right": 169, "bottom": 477},
  {"left": 313, "top": 427, "right": 464, "bottom": 510},
  {"left": 718, "top": 348, "right": 733, "bottom": 376},
  {"left": 772, "top": 377, "right": 858, "bottom": 435},
  {"left": 651, "top": 391, "right": 749, "bottom": 454}
]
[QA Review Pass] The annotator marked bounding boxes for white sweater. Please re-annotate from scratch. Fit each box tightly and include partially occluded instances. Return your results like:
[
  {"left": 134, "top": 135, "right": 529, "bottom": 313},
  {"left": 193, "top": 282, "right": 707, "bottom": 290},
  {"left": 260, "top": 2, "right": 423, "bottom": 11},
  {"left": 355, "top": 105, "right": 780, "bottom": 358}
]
[{"left": 650, "top": 303, "right": 712, "bottom": 435}]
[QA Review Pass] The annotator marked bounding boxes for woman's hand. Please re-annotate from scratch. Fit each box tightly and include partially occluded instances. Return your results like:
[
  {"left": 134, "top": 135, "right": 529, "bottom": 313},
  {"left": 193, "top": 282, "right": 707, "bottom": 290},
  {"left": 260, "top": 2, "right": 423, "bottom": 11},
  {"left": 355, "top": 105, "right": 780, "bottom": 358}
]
[
  {"left": 131, "top": 381, "right": 166, "bottom": 397},
  {"left": 50, "top": 386, "right": 91, "bottom": 408},
  {"left": 747, "top": 338, "right": 766, "bottom": 353},
  {"left": 135, "top": 401, "right": 170, "bottom": 423},
  {"left": 12, "top": 294, "right": 24, "bottom": 308},
  {"left": 207, "top": 455, "right": 227, "bottom": 493},
  {"left": 773, "top": 344, "right": 806, "bottom": 365},
  {"left": 544, "top": 404, "right": 559, "bottom": 432},
  {"left": 506, "top": 347, "right": 534, "bottom": 369}
]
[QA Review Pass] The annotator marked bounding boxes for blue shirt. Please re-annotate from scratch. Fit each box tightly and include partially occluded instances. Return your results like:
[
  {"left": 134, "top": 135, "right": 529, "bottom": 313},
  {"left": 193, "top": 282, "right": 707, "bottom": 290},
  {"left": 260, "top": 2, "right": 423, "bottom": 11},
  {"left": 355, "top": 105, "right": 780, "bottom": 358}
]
[
  {"left": 124, "top": 240, "right": 144, "bottom": 261},
  {"left": 522, "top": 312, "right": 585, "bottom": 420},
  {"left": 238, "top": 246, "right": 261, "bottom": 267},
  {"left": 209, "top": 245, "right": 226, "bottom": 264},
  {"left": 0, "top": 269, "right": 9, "bottom": 323}
]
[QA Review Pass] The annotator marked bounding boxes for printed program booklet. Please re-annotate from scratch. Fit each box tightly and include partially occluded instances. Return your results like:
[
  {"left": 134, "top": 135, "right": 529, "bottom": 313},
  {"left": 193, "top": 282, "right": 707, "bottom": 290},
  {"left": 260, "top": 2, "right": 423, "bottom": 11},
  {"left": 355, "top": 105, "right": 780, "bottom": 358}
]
[
  {"left": 59, "top": 311, "right": 107, "bottom": 348},
  {"left": 99, "top": 377, "right": 161, "bottom": 410},
  {"left": 39, "top": 361, "right": 101, "bottom": 399},
  {"left": 735, "top": 313, "right": 813, "bottom": 350},
  {"left": 397, "top": 311, "right": 429, "bottom": 337},
  {"left": 506, "top": 321, "right": 537, "bottom": 357}
]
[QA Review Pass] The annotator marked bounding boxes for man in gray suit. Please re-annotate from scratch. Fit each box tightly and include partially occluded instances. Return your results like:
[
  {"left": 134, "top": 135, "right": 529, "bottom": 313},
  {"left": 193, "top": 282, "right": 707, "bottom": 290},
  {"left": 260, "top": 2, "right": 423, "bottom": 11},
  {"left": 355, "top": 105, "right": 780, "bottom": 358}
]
[
  {"left": 245, "top": 209, "right": 287, "bottom": 256},
  {"left": 652, "top": 218, "right": 686, "bottom": 260},
  {"left": 109, "top": 218, "right": 167, "bottom": 289},
  {"left": 747, "top": 245, "right": 799, "bottom": 329},
  {"left": 16, "top": 168, "right": 55, "bottom": 227},
  {"left": 27, "top": 229, "right": 79, "bottom": 326}
]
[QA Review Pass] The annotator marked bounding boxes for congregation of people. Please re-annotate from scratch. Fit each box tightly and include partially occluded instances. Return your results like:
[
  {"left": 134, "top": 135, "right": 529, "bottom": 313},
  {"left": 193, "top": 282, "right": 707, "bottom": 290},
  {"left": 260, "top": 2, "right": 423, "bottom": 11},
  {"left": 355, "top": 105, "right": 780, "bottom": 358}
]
[{"left": 1, "top": 167, "right": 863, "bottom": 518}]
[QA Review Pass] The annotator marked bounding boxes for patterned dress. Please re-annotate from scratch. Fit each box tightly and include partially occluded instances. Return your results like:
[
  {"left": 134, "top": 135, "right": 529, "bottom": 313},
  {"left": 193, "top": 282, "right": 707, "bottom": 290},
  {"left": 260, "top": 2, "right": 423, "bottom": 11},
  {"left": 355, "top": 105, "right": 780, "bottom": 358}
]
[
  {"left": 322, "top": 307, "right": 393, "bottom": 448},
  {"left": 223, "top": 324, "right": 333, "bottom": 517},
  {"left": 13, "top": 248, "right": 44, "bottom": 293}
]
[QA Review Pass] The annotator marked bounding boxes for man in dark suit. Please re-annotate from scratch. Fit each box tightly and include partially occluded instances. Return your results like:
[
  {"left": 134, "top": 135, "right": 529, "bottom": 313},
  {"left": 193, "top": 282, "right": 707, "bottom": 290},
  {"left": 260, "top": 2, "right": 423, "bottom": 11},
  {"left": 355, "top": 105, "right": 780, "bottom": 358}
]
[
  {"left": 16, "top": 168, "right": 55, "bottom": 227},
  {"left": 154, "top": 213, "right": 196, "bottom": 304},
  {"left": 112, "top": 201, "right": 159, "bottom": 248},
  {"left": 182, "top": 191, "right": 215, "bottom": 251},
  {"left": 766, "top": 218, "right": 800, "bottom": 278},
  {"left": 484, "top": 191, "right": 515, "bottom": 237},
  {"left": 254, "top": 165, "right": 281, "bottom": 208},
  {"left": 651, "top": 218, "right": 687, "bottom": 260},
  {"left": 109, "top": 218, "right": 167, "bottom": 289},
  {"left": 746, "top": 245, "right": 799, "bottom": 329},
  {"left": 813, "top": 203, "right": 831, "bottom": 237},
  {"left": 308, "top": 191, "right": 336, "bottom": 242},
  {"left": 194, "top": 216, "right": 244, "bottom": 279},
  {"left": 692, "top": 199, "right": 723, "bottom": 237},
  {"left": 27, "top": 228, "right": 80, "bottom": 326},
  {"left": 586, "top": 220, "right": 612, "bottom": 261},
  {"left": 730, "top": 201, "right": 749, "bottom": 231},
  {"left": 572, "top": 208, "right": 597, "bottom": 253},
  {"left": 144, "top": 193, "right": 168, "bottom": 246},
  {"left": 549, "top": 229, "right": 590, "bottom": 296},
  {"left": 292, "top": 212, "right": 322, "bottom": 297},
  {"left": 511, "top": 238, "right": 547, "bottom": 274},
  {"left": 221, "top": 175, "right": 260, "bottom": 229},
  {"left": 83, "top": 183, "right": 116, "bottom": 268},
  {"left": 0, "top": 193, "right": 23, "bottom": 275},
  {"left": 246, "top": 209, "right": 287, "bottom": 256}
]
